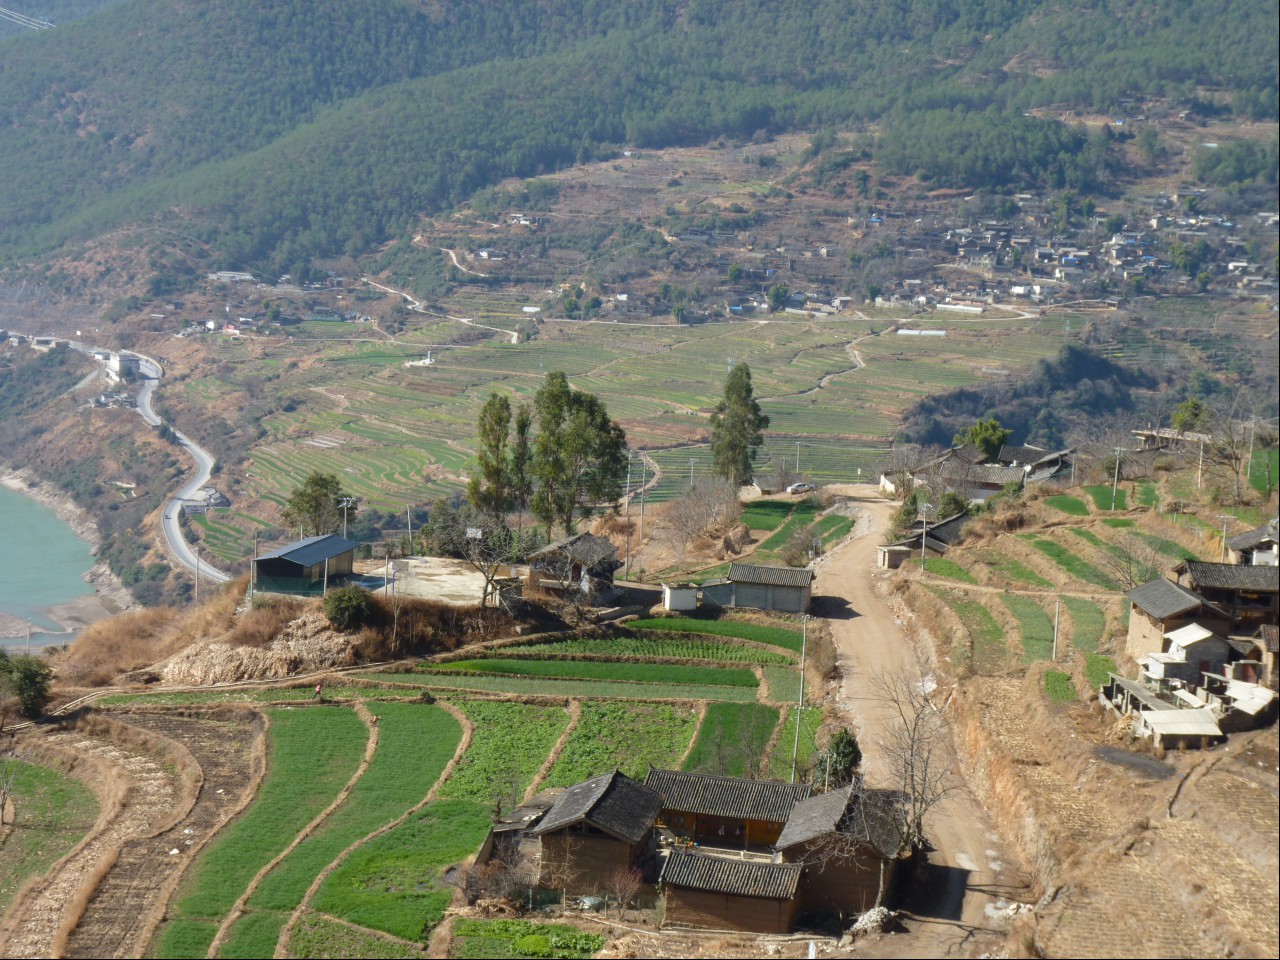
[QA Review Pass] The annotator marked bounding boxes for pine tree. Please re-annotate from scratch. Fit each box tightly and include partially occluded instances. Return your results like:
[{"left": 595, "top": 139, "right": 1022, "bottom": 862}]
[
  {"left": 710, "top": 363, "right": 769, "bottom": 487},
  {"left": 467, "top": 392, "right": 512, "bottom": 513}
]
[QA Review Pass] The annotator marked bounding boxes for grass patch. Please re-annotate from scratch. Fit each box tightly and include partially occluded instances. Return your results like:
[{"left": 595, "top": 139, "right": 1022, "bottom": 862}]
[
  {"left": 919, "top": 557, "right": 977, "bottom": 583},
  {"left": 148, "top": 920, "right": 218, "bottom": 959},
  {"left": 1249, "top": 448, "right": 1279, "bottom": 495},
  {"left": 682, "top": 703, "right": 779, "bottom": 778},
  {"left": 364, "top": 672, "right": 761, "bottom": 702},
  {"left": 508, "top": 634, "right": 794, "bottom": 664},
  {"left": 0, "top": 761, "right": 98, "bottom": 914},
  {"left": 762, "top": 665, "right": 802, "bottom": 703},
  {"left": 1003, "top": 595, "right": 1055, "bottom": 663},
  {"left": 759, "top": 497, "right": 824, "bottom": 551},
  {"left": 1045, "top": 494, "right": 1089, "bottom": 516},
  {"left": 291, "top": 912, "right": 423, "bottom": 959},
  {"left": 100, "top": 684, "right": 419, "bottom": 706},
  {"left": 943, "top": 593, "right": 1008, "bottom": 673},
  {"left": 740, "top": 499, "right": 794, "bottom": 531},
  {"left": 1063, "top": 597, "right": 1105, "bottom": 652},
  {"left": 1023, "top": 535, "right": 1119, "bottom": 589},
  {"left": 1136, "top": 481, "right": 1160, "bottom": 507},
  {"left": 222, "top": 704, "right": 462, "bottom": 953},
  {"left": 1133, "top": 532, "right": 1198, "bottom": 560},
  {"left": 1085, "top": 653, "right": 1118, "bottom": 689},
  {"left": 451, "top": 919, "right": 605, "bottom": 959},
  {"left": 1043, "top": 670, "right": 1078, "bottom": 703},
  {"left": 814, "top": 514, "right": 855, "bottom": 544},
  {"left": 1084, "top": 484, "right": 1127, "bottom": 511},
  {"left": 217, "top": 911, "right": 287, "bottom": 959},
  {"left": 983, "top": 554, "right": 1052, "bottom": 588},
  {"left": 629, "top": 617, "right": 804, "bottom": 652},
  {"left": 767, "top": 705, "right": 821, "bottom": 780},
  {"left": 166, "top": 708, "right": 366, "bottom": 924},
  {"left": 545, "top": 701, "right": 699, "bottom": 784},
  {"left": 1102, "top": 517, "right": 1135, "bottom": 528},
  {"left": 427, "top": 658, "right": 758, "bottom": 688},
  {"left": 439, "top": 701, "right": 568, "bottom": 802},
  {"left": 312, "top": 799, "right": 492, "bottom": 943}
]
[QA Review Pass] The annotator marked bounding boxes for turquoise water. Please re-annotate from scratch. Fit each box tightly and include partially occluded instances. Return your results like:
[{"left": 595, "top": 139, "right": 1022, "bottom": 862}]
[{"left": 0, "top": 482, "right": 94, "bottom": 644}]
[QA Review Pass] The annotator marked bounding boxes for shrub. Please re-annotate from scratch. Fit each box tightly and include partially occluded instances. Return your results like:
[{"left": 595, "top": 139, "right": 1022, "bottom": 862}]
[
  {"left": 514, "top": 934, "right": 553, "bottom": 958},
  {"left": 324, "top": 585, "right": 375, "bottom": 631},
  {"left": 0, "top": 650, "right": 55, "bottom": 718}
]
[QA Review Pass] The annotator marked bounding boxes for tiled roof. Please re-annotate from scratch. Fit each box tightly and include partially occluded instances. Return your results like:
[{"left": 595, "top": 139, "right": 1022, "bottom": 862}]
[
  {"left": 726, "top": 563, "right": 814, "bottom": 588},
  {"left": 257, "top": 534, "right": 358, "bottom": 566},
  {"left": 1127, "top": 578, "right": 1209, "bottom": 619},
  {"left": 1259, "top": 623, "right": 1279, "bottom": 654},
  {"left": 997, "top": 443, "right": 1046, "bottom": 465},
  {"left": 531, "top": 771, "right": 662, "bottom": 843},
  {"left": 1227, "top": 519, "right": 1278, "bottom": 552},
  {"left": 645, "top": 769, "right": 812, "bottom": 824},
  {"left": 775, "top": 785, "right": 900, "bottom": 858},
  {"left": 528, "top": 533, "right": 619, "bottom": 568},
  {"left": 660, "top": 850, "right": 801, "bottom": 900},
  {"left": 934, "top": 460, "right": 1026, "bottom": 486},
  {"left": 1178, "top": 561, "right": 1279, "bottom": 594}
]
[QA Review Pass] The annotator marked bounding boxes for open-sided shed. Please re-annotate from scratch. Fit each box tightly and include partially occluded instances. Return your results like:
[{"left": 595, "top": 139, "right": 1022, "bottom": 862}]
[{"left": 253, "top": 534, "right": 357, "bottom": 596}]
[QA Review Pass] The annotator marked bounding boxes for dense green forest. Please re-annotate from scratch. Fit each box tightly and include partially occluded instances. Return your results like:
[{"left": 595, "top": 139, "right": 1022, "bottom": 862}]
[{"left": 0, "top": 0, "right": 1275, "bottom": 272}]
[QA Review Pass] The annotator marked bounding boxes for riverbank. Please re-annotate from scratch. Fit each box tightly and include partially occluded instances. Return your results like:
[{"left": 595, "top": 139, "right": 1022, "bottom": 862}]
[{"left": 0, "top": 466, "right": 136, "bottom": 642}]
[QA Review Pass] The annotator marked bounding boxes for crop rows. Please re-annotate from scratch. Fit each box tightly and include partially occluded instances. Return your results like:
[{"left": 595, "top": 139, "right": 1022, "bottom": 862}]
[
  {"left": 627, "top": 617, "right": 805, "bottom": 652},
  {"left": 366, "top": 671, "right": 762, "bottom": 702},
  {"left": 1003, "top": 595, "right": 1055, "bottom": 663},
  {"left": 682, "top": 703, "right": 780, "bottom": 778},
  {"left": 438, "top": 701, "right": 569, "bottom": 802},
  {"left": 506, "top": 634, "right": 795, "bottom": 664},
  {"left": 545, "top": 701, "right": 699, "bottom": 785},
  {"left": 0, "top": 761, "right": 98, "bottom": 915},
  {"left": 427, "top": 658, "right": 758, "bottom": 688}
]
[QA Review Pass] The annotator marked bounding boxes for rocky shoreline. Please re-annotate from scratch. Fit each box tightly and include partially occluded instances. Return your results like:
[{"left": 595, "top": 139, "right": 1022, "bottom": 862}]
[{"left": 0, "top": 465, "right": 136, "bottom": 642}]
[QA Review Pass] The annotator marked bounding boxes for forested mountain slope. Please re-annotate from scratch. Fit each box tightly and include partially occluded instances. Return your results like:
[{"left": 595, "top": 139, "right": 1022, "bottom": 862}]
[{"left": 0, "top": 0, "right": 1275, "bottom": 272}]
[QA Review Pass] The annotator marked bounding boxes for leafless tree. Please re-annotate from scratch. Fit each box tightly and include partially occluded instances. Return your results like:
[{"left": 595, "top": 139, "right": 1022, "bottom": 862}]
[
  {"left": 1100, "top": 533, "right": 1168, "bottom": 590},
  {"left": 870, "top": 665, "right": 957, "bottom": 861},
  {"left": 603, "top": 866, "right": 643, "bottom": 916},
  {"left": 656, "top": 479, "right": 743, "bottom": 561}
]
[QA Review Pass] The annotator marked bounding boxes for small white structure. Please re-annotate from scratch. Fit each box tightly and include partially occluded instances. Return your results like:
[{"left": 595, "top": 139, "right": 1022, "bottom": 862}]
[{"left": 662, "top": 583, "right": 699, "bottom": 612}]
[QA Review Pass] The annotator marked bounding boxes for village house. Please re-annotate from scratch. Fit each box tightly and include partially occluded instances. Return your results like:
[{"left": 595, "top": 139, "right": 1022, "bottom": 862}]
[
  {"left": 529, "top": 771, "right": 662, "bottom": 896},
  {"left": 525, "top": 533, "right": 621, "bottom": 605},
  {"left": 252, "top": 535, "right": 357, "bottom": 597},
  {"left": 1125, "top": 577, "right": 1232, "bottom": 661},
  {"left": 644, "top": 768, "right": 814, "bottom": 851},
  {"left": 1228, "top": 519, "right": 1279, "bottom": 566},
  {"left": 1173, "top": 561, "right": 1279, "bottom": 628},
  {"left": 659, "top": 851, "right": 802, "bottom": 934},
  {"left": 699, "top": 563, "right": 814, "bottom": 614}
]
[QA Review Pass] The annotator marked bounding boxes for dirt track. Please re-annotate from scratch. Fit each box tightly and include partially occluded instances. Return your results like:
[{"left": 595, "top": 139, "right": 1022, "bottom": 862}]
[{"left": 813, "top": 486, "right": 1028, "bottom": 956}]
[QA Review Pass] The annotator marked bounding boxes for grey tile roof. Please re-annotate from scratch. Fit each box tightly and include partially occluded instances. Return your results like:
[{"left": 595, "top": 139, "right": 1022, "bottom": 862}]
[
  {"left": 1227, "top": 519, "right": 1278, "bottom": 552},
  {"left": 645, "top": 769, "right": 812, "bottom": 824},
  {"left": 997, "top": 444, "right": 1046, "bottom": 465},
  {"left": 1127, "top": 578, "right": 1209, "bottom": 619},
  {"left": 775, "top": 785, "right": 900, "bottom": 858},
  {"left": 257, "top": 534, "right": 358, "bottom": 566},
  {"left": 660, "top": 849, "right": 802, "bottom": 900},
  {"left": 1178, "top": 561, "right": 1279, "bottom": 594},
  {"left": 528, "top": 533, "right": 619, "bottom": 569},
  {"left": 531, "top": 771, "right": 661, "bottom": 844},
  {"left": 1259, "top": 623, "right": 1279, "bottom": 654},
  {"left": 727, "top": 563, "right": 814, "bottom": 588},
  {"left": 935, "top": 460, "right": 1026, "bottom": 486}
]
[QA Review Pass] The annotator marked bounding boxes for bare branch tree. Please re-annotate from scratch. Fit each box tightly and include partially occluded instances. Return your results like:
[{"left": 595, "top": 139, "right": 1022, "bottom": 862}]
[
  {"left": 1099, "top": 533, "right": 1167, "bottom": 590},
  {"left": 603, "top": 866, "right": 643, "bottom": 916}
]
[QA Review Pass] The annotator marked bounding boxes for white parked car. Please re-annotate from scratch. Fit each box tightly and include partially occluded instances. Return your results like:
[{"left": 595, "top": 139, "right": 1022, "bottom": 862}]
[{"left": 786, "top": 482, "right": 816, "bottom": 495}]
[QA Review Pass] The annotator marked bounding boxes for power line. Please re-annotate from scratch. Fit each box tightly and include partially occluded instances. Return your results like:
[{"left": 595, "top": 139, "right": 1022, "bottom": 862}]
[{"left": 0, "top": 5, "right": 53, "bottom": 29}]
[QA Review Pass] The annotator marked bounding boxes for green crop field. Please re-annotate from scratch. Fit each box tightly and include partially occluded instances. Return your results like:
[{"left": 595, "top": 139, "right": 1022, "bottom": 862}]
[
  {"left": 741, "top": 500, "right": 795, "bottom": 530},
  {"left": 427, "top": 658, "right": 758, "bottom": 688},
  {"left": 0, "top": 761, "right": 98, "bottom": 914},
  {"left": 979, "top": 552, "right": 1052, "bottom": 588},
  {"left": 767, "top": 705, "right": 821, "bottom": 781},
  {"left": 438, "top": 701, "right": 569, "bottom": 802},
  {"left": 366, "top": 671, "right": 762, "bottom": 702},
  {"left": 1063, "top": 597, "right": 1106, "bottom": 652},
  {"left": 507, "top": 633, "right": 794, "bottom": 664},
  {"left": 154, "top": 708, "right": 367, "bottom": 959},
  {"left": 100, "top": 684, "right": 422, "bottom": 707},
  {"left": 1133, "top": 532, "right": 1198, "bottom": 560},
  {"left": 762, "top": 665, "right": 803, "bottom": 703},
  {"left": 1084, "top": 484, "right": 1127, "bottom": 511},
  {"left": 1043, "top": 670, "right": 1078, "bottom": 703},
  {"left": 219, "top": 704, "right": 463, "bottom": 958},
  {"left": 920, "top": 557, "right": 977, "bottom": 583},
  {"left": 1022, "top": 535, "right": 1119, "bottom": 589},
  {"left": 1003, "top": 595, "right": 1055, "bottom": 663},
  {"left": 290, "top": 913, "right": 422, "bottom": 959},
  {"left": 1085, "top": 653, "right": 1118, "bottom": 689},
  {"left": 629, "top": 617, "right": 805, "bottom": 652},
  {"left": 682, "top": 703, "right": 780, "bottom": 778},
  {"left": 545, "top": 701, "right": 699, "bottom": 784},
  {"left": 311, "top": 799, "right": 492, "bottom": 944},
  {"left": 931, "top": 588, "right": 1008, "bottom": 673},
  {"left": 1045, "top": 495, "right": 1089, "bottom": 516},
  {"left": 450, "top": 919, "right": 605, "bottom": 960},
  {"left": 1136, "top": 481, "right": 1160, "bottom": 507}
]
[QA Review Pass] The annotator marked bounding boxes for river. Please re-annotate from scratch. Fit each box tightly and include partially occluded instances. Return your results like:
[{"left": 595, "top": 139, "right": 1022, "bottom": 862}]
[{"left": 0, "top": 481, "right": 96, "bottom": 649}]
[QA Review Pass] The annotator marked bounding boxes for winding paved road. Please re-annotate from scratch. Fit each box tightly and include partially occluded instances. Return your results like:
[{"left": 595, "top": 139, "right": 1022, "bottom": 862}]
[{"left": 128, "top": 353, "right": 230, "bottom": 583}]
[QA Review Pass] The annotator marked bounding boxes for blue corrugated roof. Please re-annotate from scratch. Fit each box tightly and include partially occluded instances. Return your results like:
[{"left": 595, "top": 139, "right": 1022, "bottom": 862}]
[{"left": 257, "top": 535, "right": 357, "bottom": 566}]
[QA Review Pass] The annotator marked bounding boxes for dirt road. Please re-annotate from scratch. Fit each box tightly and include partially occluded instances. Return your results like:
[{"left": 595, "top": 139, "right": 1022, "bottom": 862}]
[{"left": 813, "top": 486, "right": 1027, "bottom": 955}]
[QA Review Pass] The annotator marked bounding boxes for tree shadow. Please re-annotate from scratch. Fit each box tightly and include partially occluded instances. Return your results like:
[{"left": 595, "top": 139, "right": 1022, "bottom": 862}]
[{"left": 808, "top": 595, "right": 858, "bottom": 619}]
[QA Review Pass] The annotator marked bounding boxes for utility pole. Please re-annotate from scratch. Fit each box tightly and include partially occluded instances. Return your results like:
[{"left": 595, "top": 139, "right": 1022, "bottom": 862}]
[
  {"left": 1197, "top": 440, "right": 1204, "bottom": 490},
  {"left": 250, "top": 532, "right": 258, "bottom": 605},
  {"left": 919, "top": 502, "right": 934, "bottom": 568},
  {"left": 1052, "top": 600, "right": 1061, "bottom": 660},
  {"left": 405, "top": 506, "right": 413, "bottom": 555},
  {"left": 688, "top": 457, "right": 696, "bottom": 489},
  {"left": 624, "top": 453, "right": 633, "bottom": 578},
  {"left": 1111, "top": 446, "right": 1126, "bottom": 510},
  {"left": 790, "top": 615, "right": 809, "bottom": 784},
  {"left": 796, "top": 440, "right": 801, "bottom": 473},
  {"left": 25, "top": 619, "right": 31, "bottom": 655},
  {"left": 339, "top": 497, "right": 355, "bottom": 540},
  {"left": 195, "top": 546, "right": 200, "bottom": 605},
  {"left": 1218, "top": 515, "right": 1232, "bottom": 562}
]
